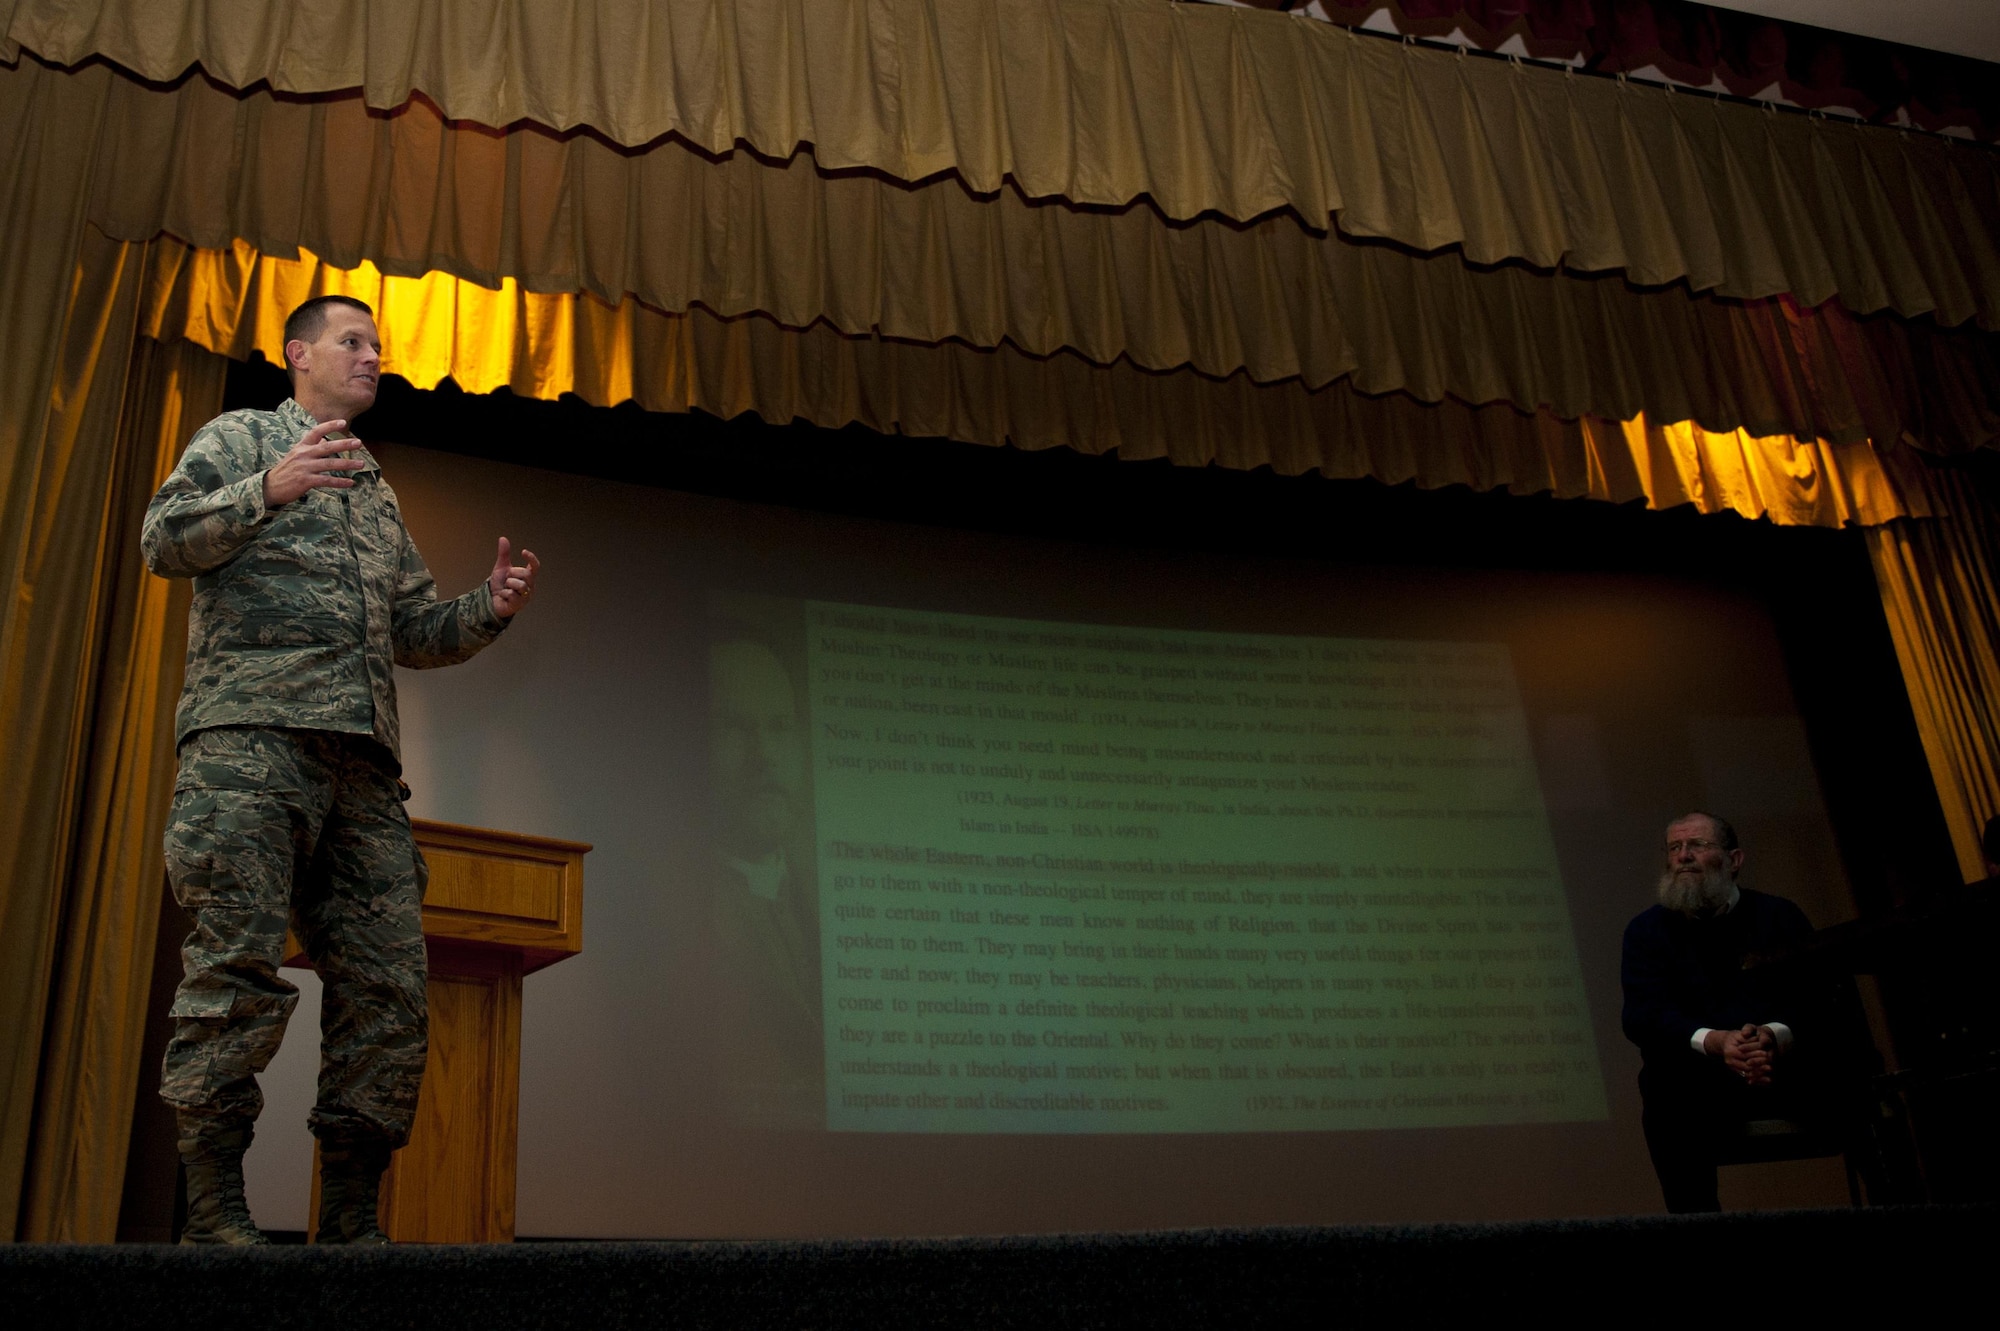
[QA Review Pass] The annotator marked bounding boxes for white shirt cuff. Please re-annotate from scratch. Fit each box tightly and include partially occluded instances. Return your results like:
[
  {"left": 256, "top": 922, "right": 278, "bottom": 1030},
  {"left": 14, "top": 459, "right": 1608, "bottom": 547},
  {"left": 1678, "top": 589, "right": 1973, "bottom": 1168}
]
[{"left": 1691, "top": 1024, "right": 1792, "bottom": 1055}]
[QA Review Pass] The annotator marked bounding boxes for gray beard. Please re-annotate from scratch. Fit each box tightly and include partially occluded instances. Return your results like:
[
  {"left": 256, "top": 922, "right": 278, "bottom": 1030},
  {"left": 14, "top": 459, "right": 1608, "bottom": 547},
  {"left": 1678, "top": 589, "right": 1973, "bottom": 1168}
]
[{"left": 1658, "top": 866, "right": 1735, "bottom": 917}]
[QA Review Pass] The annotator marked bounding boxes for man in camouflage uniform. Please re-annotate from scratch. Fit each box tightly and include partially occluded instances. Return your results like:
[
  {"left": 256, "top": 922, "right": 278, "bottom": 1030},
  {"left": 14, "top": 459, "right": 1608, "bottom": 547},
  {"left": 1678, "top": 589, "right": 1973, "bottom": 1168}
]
[{"left": 143, "top": 295, "right": 540, "bottom": 1244}]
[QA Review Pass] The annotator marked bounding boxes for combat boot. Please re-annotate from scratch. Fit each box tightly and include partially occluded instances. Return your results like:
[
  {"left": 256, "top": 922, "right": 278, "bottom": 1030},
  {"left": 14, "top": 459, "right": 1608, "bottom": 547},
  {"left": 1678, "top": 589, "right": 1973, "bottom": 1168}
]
[
  {"left": 316, "top": 1139, "right": 392, "bottom": 1245},
  {"left": 177, "top": 1123, "right": 269, "bottom": 1246}
]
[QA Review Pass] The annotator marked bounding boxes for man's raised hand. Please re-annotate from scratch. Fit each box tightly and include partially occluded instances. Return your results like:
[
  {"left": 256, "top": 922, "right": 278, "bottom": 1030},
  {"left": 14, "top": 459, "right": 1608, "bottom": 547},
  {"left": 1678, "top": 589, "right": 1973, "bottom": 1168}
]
[
  {"left": 263, "top": 420, "right": 365, "bottom": 507},
  {"left": 489, "top": 537, "right": 540, "bottom": 618}
]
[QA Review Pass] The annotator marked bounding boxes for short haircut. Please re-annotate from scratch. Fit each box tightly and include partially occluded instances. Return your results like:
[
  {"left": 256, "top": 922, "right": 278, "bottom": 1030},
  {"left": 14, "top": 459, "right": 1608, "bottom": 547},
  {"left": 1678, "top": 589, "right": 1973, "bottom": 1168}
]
[
  {"left": 1983, "top": 814, "right": 2000, "bottom": 867},
  {"left": 282, "top": 295, "right": 374, "bottom": 378},
  {"left": 1668, "top": 811, "right": 1738, "bottom": 852}
]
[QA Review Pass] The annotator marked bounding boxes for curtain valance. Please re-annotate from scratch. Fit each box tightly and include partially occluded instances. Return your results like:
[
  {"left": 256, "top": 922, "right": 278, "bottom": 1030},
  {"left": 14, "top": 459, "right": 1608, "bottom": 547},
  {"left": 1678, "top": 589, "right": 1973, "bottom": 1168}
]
[
  {"left": 140, "top": 234, "right": 1918, "bottom": 530},
  {"left": 31, "top": 56, "right": 1994, "bottom": 454},
  {"left": 10, "top": 0, "right": 2000, "bottom": 322},
  {"left": 1306, "top": 1, "right": 2000, "bottom": 143}
]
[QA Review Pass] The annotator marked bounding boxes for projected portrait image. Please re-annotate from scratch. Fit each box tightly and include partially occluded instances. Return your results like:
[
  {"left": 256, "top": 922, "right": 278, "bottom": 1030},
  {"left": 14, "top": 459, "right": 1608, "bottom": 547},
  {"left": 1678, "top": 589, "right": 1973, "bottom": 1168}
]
[{"left": 706, "top": 599, "right": 823, "bottom": 1129}]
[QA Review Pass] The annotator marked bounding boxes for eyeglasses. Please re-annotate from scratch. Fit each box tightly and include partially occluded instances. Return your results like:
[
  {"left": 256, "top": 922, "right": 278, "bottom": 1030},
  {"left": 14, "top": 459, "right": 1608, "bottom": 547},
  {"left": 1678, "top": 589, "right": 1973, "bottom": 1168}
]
[{"left": 1664, "top": 839, "right": 1722, "bottom": 856}]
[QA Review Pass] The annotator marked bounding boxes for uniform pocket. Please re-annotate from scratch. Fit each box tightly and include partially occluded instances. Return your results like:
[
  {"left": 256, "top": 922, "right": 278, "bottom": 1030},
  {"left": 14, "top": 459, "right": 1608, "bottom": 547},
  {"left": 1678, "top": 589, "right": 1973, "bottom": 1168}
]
[
  {"left": 173, "top": 730, "right": 275, "bottom": 793},
  {"left": 228, "top": 643, "right": 354, "bottom": 699},
  {"left": 168, "top": 987, "right": 234, "bottom": 1021},
  {"left": 226, "top": 612, "right": 350, "bottom": 648},
  {"left": 218, "top": 612, "right": 354, "bottom": 700},
  {"left": 162, "top": 786, "right": 286, "bottom": 909}
]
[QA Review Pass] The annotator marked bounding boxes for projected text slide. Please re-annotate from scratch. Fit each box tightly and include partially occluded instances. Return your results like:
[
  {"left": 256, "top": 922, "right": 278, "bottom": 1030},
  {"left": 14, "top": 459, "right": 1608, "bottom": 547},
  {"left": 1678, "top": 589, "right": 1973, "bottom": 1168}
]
[{"left": 801, "top": 603, "right": 1605, "bottom": 1133}]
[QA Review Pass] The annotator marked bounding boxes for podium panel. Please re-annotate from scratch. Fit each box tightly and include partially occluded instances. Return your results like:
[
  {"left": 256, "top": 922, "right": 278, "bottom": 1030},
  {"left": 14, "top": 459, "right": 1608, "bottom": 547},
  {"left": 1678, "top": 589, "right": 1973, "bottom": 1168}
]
[{"left": 377, "top": 949, "right": 524, "bottom": 1241}]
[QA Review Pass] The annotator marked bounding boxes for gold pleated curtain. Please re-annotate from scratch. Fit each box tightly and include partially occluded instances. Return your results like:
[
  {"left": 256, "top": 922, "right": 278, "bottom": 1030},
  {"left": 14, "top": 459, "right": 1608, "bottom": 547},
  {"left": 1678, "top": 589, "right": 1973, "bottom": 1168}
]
[
  {"left": 1867, "top": 466, "right": 2000, "bottom": 882},
  {"left": 37, "top": 34, "right": 2000, "bottom": 451},
  {"left": 0, "top": 218, "right": 225, "bottom": 1239},
  {"left": 13, "top": 0, "right": 2000, "bottom": 330},
  {"left": 3, "top": 0, "right": 2000, "bottom": 1240}
]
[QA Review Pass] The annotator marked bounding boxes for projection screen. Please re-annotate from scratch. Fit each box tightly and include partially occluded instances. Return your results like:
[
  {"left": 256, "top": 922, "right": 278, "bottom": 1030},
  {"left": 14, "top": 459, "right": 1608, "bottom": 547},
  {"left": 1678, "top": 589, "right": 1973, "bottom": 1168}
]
[{"left": 707, "top": 596, "right": 1605, "bottom": 1135}]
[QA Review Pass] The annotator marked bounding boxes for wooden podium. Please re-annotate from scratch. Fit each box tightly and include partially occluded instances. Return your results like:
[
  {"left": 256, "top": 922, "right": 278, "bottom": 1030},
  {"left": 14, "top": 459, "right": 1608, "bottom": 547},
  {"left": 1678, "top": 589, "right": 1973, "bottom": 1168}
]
[{"left": 301, "top": 819, "right": 589, "bottom": 1243}]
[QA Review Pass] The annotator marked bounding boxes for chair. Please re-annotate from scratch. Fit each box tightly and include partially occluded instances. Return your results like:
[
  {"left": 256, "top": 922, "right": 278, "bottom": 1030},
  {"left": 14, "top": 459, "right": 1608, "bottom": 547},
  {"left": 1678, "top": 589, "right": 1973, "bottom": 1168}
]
[
  {"left": 1710, "top": 976, "right": 1900, "bottom": 1206},
  {"left": 1712, "top": 1116, "right": 1874, "bottom": 1206}
]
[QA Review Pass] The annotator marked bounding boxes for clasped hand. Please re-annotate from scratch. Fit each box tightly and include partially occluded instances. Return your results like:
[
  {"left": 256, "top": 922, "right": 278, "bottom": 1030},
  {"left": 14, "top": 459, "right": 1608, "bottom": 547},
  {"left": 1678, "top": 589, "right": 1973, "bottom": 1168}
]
[{"left": 1717, "top": 1024, "right": 1776, "bottom": 1085}]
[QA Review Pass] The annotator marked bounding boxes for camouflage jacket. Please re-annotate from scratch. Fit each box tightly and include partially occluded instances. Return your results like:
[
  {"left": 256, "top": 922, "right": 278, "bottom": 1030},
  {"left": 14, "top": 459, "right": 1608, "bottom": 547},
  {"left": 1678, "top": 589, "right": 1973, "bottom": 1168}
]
[{"left": 142, "top": 398, "right": 506, "bottom": 762}]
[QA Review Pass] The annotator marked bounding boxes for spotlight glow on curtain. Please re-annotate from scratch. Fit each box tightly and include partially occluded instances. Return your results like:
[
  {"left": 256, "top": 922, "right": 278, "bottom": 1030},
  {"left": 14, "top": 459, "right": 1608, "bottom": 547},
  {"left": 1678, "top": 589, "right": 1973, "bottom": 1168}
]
[{"left": 141, "top": 237, "right": 1919, "bottom": 530}]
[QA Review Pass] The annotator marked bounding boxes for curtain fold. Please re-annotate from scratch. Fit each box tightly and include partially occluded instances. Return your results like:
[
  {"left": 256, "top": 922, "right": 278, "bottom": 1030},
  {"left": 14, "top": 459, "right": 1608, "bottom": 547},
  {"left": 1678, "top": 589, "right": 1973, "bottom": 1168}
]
[
  {"left": 37, "top": 56, "right": 2000, "bottom": 453},
  {"left": 16, "top": 330, "right": 217, "bottom": 1243},
  {"left": 140, "top": 235, "right": 1918, "bottom": 530},
  {"left": 0, "top": 53, "right": 122, "bottom": 1239},
  {"left": 1866, "top": 466, "right": 2000, "bottom": 883},
  {"left": 0, "top": 43, "right": 215, "bottom": 1241},
  {"left": 10, "top": 1, "right": 2000, "bottom": 322},
  {"left": 0, "top": 225, "right": 205, "bottom": 1244}
]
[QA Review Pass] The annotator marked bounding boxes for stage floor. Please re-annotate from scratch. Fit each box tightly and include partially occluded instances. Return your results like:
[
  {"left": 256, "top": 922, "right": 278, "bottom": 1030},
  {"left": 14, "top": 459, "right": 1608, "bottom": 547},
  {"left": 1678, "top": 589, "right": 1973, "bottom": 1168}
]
[{"left": 7, "top": 1206, "right": 1988, "bottom": 1328}]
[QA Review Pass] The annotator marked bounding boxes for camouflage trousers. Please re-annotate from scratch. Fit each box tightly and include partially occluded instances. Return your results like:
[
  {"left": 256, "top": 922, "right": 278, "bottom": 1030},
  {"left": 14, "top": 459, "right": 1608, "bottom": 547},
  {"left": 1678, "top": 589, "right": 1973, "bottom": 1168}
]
[{"left": 160, "top": 726, "right": 428, "bottom": 1146}]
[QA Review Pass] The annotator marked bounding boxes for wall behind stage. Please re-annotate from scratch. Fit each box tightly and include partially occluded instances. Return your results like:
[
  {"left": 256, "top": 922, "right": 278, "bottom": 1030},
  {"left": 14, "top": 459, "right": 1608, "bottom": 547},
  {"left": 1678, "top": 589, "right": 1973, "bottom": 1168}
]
[{"left": 247, "top": 439, "right": 1860, "bottom": 1238}]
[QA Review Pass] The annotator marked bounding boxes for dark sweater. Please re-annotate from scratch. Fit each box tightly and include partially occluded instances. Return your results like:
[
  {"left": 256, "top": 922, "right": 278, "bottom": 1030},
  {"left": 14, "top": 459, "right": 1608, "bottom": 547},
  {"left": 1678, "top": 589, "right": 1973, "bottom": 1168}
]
[{"left": 1620, "top": 888, "right": 1815, "bottom": 1074}]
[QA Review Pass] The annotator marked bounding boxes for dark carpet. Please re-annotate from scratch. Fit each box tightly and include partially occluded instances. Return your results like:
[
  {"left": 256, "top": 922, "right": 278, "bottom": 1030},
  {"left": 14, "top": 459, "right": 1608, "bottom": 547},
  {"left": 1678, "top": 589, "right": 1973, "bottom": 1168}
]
[{"left": 5, "top": 1206, "right": 1987, "bottom": 1328}]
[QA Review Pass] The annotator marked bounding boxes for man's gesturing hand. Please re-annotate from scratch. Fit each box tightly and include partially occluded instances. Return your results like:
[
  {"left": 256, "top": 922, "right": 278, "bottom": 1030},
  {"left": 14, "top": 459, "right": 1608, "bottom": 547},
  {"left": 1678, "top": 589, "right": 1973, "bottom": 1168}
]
[
  {"left": 489, "top": 537, "right": 539, "bottom": 618},
  {"left": 264, "top": 420, "right": 366, "bottom": 507}
]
